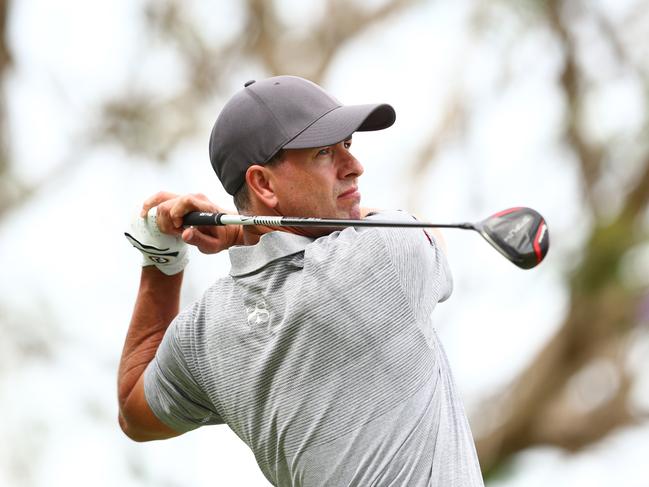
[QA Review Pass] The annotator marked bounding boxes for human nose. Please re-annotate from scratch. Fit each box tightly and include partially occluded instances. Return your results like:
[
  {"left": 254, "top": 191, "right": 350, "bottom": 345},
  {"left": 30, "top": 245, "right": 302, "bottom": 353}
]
[{"left": 337, "top": 144, "right": 364, "bottom": 179}]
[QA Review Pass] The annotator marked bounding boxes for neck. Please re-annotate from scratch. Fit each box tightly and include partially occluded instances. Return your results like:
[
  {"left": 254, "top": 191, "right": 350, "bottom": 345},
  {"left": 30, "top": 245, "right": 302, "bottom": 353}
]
[
  {"left": 239, "top": 203, "right": 300, "bottom": 245},
  {"left": 241, "top": 222, "right": 321, "bottom": 245},
  {"left": 240, "top": 202, "right": 335, "bottom": 245},
  {"left": 241, "top": 225, "right": 270, "bottom": 245}
]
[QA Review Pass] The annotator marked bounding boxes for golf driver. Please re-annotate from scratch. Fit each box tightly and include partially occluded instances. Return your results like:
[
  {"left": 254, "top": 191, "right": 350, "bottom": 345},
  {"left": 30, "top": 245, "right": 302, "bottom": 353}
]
[{"left": 182, "top": 207, "right": 549, "bottom": 269}]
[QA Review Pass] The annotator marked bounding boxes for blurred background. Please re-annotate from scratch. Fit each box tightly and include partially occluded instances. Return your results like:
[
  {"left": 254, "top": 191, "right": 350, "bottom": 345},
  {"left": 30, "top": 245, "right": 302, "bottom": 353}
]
[{"left": 1, "top": 0, "right": 648, "bottom": 485}]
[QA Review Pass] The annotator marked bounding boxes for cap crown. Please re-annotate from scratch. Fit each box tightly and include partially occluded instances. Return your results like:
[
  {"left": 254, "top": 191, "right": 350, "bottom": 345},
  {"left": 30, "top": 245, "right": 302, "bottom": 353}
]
[{"left": 209, "top": 76, "right": 340, "bottom": 195}]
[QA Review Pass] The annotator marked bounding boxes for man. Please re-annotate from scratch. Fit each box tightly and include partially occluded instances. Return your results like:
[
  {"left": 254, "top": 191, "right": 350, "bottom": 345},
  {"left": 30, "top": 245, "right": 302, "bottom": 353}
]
[{"left": 119, "top": 76, "right": 484, "bottom": 486}]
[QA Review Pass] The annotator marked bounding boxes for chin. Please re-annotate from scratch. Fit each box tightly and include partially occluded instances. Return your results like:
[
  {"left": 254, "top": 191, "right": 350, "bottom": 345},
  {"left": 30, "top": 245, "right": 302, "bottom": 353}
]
[{"left": 346, "top": 207, "right": 362, "bottom": 220}]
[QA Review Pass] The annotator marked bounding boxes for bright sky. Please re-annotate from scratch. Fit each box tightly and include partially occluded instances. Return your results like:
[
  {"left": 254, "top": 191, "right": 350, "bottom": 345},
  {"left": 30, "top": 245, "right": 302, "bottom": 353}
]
[{"left": 1, "top": 0, "right": 648, "bottom": 486}]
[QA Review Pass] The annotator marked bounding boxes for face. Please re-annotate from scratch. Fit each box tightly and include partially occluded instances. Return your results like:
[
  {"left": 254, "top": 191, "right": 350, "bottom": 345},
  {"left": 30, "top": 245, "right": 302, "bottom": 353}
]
[{"left": 267, "top": 137, "right": 364, "bottom": 224}]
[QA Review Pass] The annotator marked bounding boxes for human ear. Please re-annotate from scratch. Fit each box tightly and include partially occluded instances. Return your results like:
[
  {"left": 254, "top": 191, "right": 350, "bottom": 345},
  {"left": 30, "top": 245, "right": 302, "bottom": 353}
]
[{"left": 246, "top": 165, "right": 279, "bottom": 208}]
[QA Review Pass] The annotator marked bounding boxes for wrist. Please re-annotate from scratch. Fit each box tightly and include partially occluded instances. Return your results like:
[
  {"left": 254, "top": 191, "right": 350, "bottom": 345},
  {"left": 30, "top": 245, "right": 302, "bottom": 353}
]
[
  {"left": 135, "top": 267, "right": 183, "bottom": 324},
  {"left": 141, "top": 265, "right": 184, "bottom": 282},
  {"left": 125, "top": 207, "right": 189, "bottom": 275}
]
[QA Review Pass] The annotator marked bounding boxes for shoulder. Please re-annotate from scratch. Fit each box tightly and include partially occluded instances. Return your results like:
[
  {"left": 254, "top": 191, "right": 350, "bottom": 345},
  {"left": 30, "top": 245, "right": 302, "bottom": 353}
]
[
  {"left": 305, "top": 210, "right": 437, "bottom": 266},
  {"left": 356, "top": 210, "right": 441, "bottom": 255},
  {"left": 166, "top": 276, "right": 238, "bottom": 346}
]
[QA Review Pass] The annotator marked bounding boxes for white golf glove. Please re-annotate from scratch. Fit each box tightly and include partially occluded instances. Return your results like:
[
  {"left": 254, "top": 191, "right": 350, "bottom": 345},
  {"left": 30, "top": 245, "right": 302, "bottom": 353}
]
[{"left": 124, "top": 207, "right": 189, "bottom": 276}]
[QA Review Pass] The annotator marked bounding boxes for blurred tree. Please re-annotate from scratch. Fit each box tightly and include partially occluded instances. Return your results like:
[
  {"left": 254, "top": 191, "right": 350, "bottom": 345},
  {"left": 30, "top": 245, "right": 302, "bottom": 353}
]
[
  {"left": 63, "top": 0, "right": 649, "bottom": 479},
  {"left": 0, "top": 3, "right": 58, "bottom": 485},
  {"left": 2, "top": 0, "right": 648, "bottom": 483},
  {"left": 95, "top": 0, "right": 421, "bottom": 161},
  {"left": 0, "top": 0, "right": 12, "bottom": 216},
  {"left": 469, "top": 0, "right": 649, "bottom": 477}
]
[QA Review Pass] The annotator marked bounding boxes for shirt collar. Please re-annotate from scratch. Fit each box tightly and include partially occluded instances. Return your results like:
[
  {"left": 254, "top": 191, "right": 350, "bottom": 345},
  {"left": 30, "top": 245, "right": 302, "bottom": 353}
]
[{"left": 228, "top": 231, "right": 313, "bottom": 276}]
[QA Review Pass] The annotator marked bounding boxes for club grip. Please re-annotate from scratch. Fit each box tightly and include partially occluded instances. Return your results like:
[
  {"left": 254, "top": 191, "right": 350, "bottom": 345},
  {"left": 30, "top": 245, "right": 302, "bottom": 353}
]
[{"left": 183, "top": 212, "right": 224, "bottom": 226}]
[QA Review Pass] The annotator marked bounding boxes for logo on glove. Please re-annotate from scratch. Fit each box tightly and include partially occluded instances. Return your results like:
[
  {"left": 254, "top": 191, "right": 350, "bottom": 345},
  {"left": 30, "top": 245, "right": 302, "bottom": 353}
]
[{"left": 148, "top": 256, "right": 171, "bottom": 264}]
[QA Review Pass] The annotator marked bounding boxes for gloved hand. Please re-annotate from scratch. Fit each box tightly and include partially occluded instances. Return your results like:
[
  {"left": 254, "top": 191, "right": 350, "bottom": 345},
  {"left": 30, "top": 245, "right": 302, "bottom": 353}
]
[{"left": 124, "top": 206, "right": 189, "bottom": 276}]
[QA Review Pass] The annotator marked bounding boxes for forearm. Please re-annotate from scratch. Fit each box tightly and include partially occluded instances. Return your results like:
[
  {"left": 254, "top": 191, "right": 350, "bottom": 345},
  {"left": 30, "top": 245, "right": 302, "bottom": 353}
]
[{"left": 118, "top": 267, "right": 183, "bottom": 410}]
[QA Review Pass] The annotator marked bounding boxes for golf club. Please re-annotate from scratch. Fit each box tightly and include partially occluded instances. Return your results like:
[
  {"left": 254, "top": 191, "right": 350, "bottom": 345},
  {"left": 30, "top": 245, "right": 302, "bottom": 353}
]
[{"left": 182, "top": 207, "right": 549, "bottom": 269}]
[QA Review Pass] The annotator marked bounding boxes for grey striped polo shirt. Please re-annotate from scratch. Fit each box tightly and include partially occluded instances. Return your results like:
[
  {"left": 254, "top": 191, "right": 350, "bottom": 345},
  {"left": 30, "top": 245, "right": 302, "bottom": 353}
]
[{"left": 144, "top": 210, "right": 484, "bottom": 486}]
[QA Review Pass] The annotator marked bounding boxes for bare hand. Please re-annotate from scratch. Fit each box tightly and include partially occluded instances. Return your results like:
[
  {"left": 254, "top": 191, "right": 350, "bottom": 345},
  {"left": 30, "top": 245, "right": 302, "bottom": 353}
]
[{"left": 141, "top": 192, "right": 243, "bottom": 254}]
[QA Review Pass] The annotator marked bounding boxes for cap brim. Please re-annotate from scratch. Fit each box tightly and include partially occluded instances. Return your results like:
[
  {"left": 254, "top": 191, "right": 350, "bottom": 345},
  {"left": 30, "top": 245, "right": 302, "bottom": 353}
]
[{"left": 283, "top": 103, "right": 395, "bottom": 149}]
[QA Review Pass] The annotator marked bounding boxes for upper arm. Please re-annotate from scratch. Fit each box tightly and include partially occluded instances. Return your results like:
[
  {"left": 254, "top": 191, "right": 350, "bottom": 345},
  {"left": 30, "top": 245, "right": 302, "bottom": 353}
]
[
  {"left": 120, "top": 303, "right": 223, "bottom": 441},
  {"left": 119, "top": 374, "right": 182, "bottom": 442},
  {"left": 140, "top": 304, "right": 225, "bottom": 433}
]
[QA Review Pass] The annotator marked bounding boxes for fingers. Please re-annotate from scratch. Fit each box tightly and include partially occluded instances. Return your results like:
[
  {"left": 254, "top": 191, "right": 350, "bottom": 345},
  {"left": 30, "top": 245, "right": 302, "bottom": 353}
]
[
  {"left": 181, "top": 222, "right": 243, "bottom": 254},
  {"left": 140, "top": 192, "right": 239, "bottom": 245},
  {"left": 141, "top": 191, "right": 179, "bottom": 217},
  {"left": 168, "top": 193, "right": 216, "bottom": 230},
  {"left": 181, "top": 227, "right": 225, "bottom": 254},
  {"left": 142, "top": 192, "right": 216, "bottom": 235}
]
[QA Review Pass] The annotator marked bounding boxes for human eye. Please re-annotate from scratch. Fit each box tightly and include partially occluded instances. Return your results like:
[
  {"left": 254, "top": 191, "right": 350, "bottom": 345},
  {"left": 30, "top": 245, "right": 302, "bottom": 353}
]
[
  {"left": 343, "top": 138, "right": 352, "bottom": 149},
  {"left": 316, "top": 147, "right": 332, "bottom": 157}
]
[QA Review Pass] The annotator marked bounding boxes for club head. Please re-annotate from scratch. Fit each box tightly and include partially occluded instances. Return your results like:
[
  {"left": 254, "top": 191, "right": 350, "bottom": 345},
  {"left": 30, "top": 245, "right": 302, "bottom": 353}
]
[{"left": 474, "top": 207, "right": 549, "bottom": 269}]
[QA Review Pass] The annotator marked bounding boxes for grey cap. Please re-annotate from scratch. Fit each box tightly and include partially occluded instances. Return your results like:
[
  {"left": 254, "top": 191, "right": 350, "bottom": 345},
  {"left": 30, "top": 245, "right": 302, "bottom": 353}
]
[{"left": 209, "top": 76, "right": 396, "bottom": 195}]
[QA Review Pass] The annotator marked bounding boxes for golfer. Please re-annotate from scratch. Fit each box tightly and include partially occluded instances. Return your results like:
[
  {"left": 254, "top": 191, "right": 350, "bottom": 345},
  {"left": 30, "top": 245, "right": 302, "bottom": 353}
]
[{"left": 119, "top": 76, "right": 484, "bottom": 486}]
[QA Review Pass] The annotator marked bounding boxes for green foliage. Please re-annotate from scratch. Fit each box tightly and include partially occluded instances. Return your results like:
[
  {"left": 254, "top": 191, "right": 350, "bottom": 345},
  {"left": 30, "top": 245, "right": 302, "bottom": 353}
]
[{"left": 571, "top": 216, "right": 640, "bottom": 295}]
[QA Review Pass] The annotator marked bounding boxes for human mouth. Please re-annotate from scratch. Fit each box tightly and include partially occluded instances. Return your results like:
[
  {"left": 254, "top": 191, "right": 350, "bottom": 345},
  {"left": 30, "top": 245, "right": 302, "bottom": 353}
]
[{"left": 338, "top": 187, "right": 360, "bottom": 199}]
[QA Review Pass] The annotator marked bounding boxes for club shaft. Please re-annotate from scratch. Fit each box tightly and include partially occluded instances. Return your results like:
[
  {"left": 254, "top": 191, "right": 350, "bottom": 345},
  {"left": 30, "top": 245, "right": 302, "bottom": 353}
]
[{"left": 183, "top": 212, "right": 475, "bottom": 230}]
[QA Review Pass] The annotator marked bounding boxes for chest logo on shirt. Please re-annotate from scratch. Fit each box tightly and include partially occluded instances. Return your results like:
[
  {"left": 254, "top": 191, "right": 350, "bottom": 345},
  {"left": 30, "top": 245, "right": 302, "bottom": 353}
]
[{"left": 246, "top": 299, "right": 270, "bottom": 328}]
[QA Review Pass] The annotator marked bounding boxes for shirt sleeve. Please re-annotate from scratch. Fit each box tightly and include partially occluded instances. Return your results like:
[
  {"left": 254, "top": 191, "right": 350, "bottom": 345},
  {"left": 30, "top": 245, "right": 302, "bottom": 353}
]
[
  {"left": 143, "top": 301, "right": 224, "bottom": 433},
  {"left": 361, "top": 210, "right": 453, "bottom": 320}
]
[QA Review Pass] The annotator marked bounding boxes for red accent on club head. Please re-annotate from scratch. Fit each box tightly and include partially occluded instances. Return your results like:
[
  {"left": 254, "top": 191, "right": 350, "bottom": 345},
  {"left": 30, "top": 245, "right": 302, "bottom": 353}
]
[
  {"left": 533, "top": 220, "right": 547, "bottom": 264},
  {"left": 492, "top": 207, "right": 523, "bottom": 218}
]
